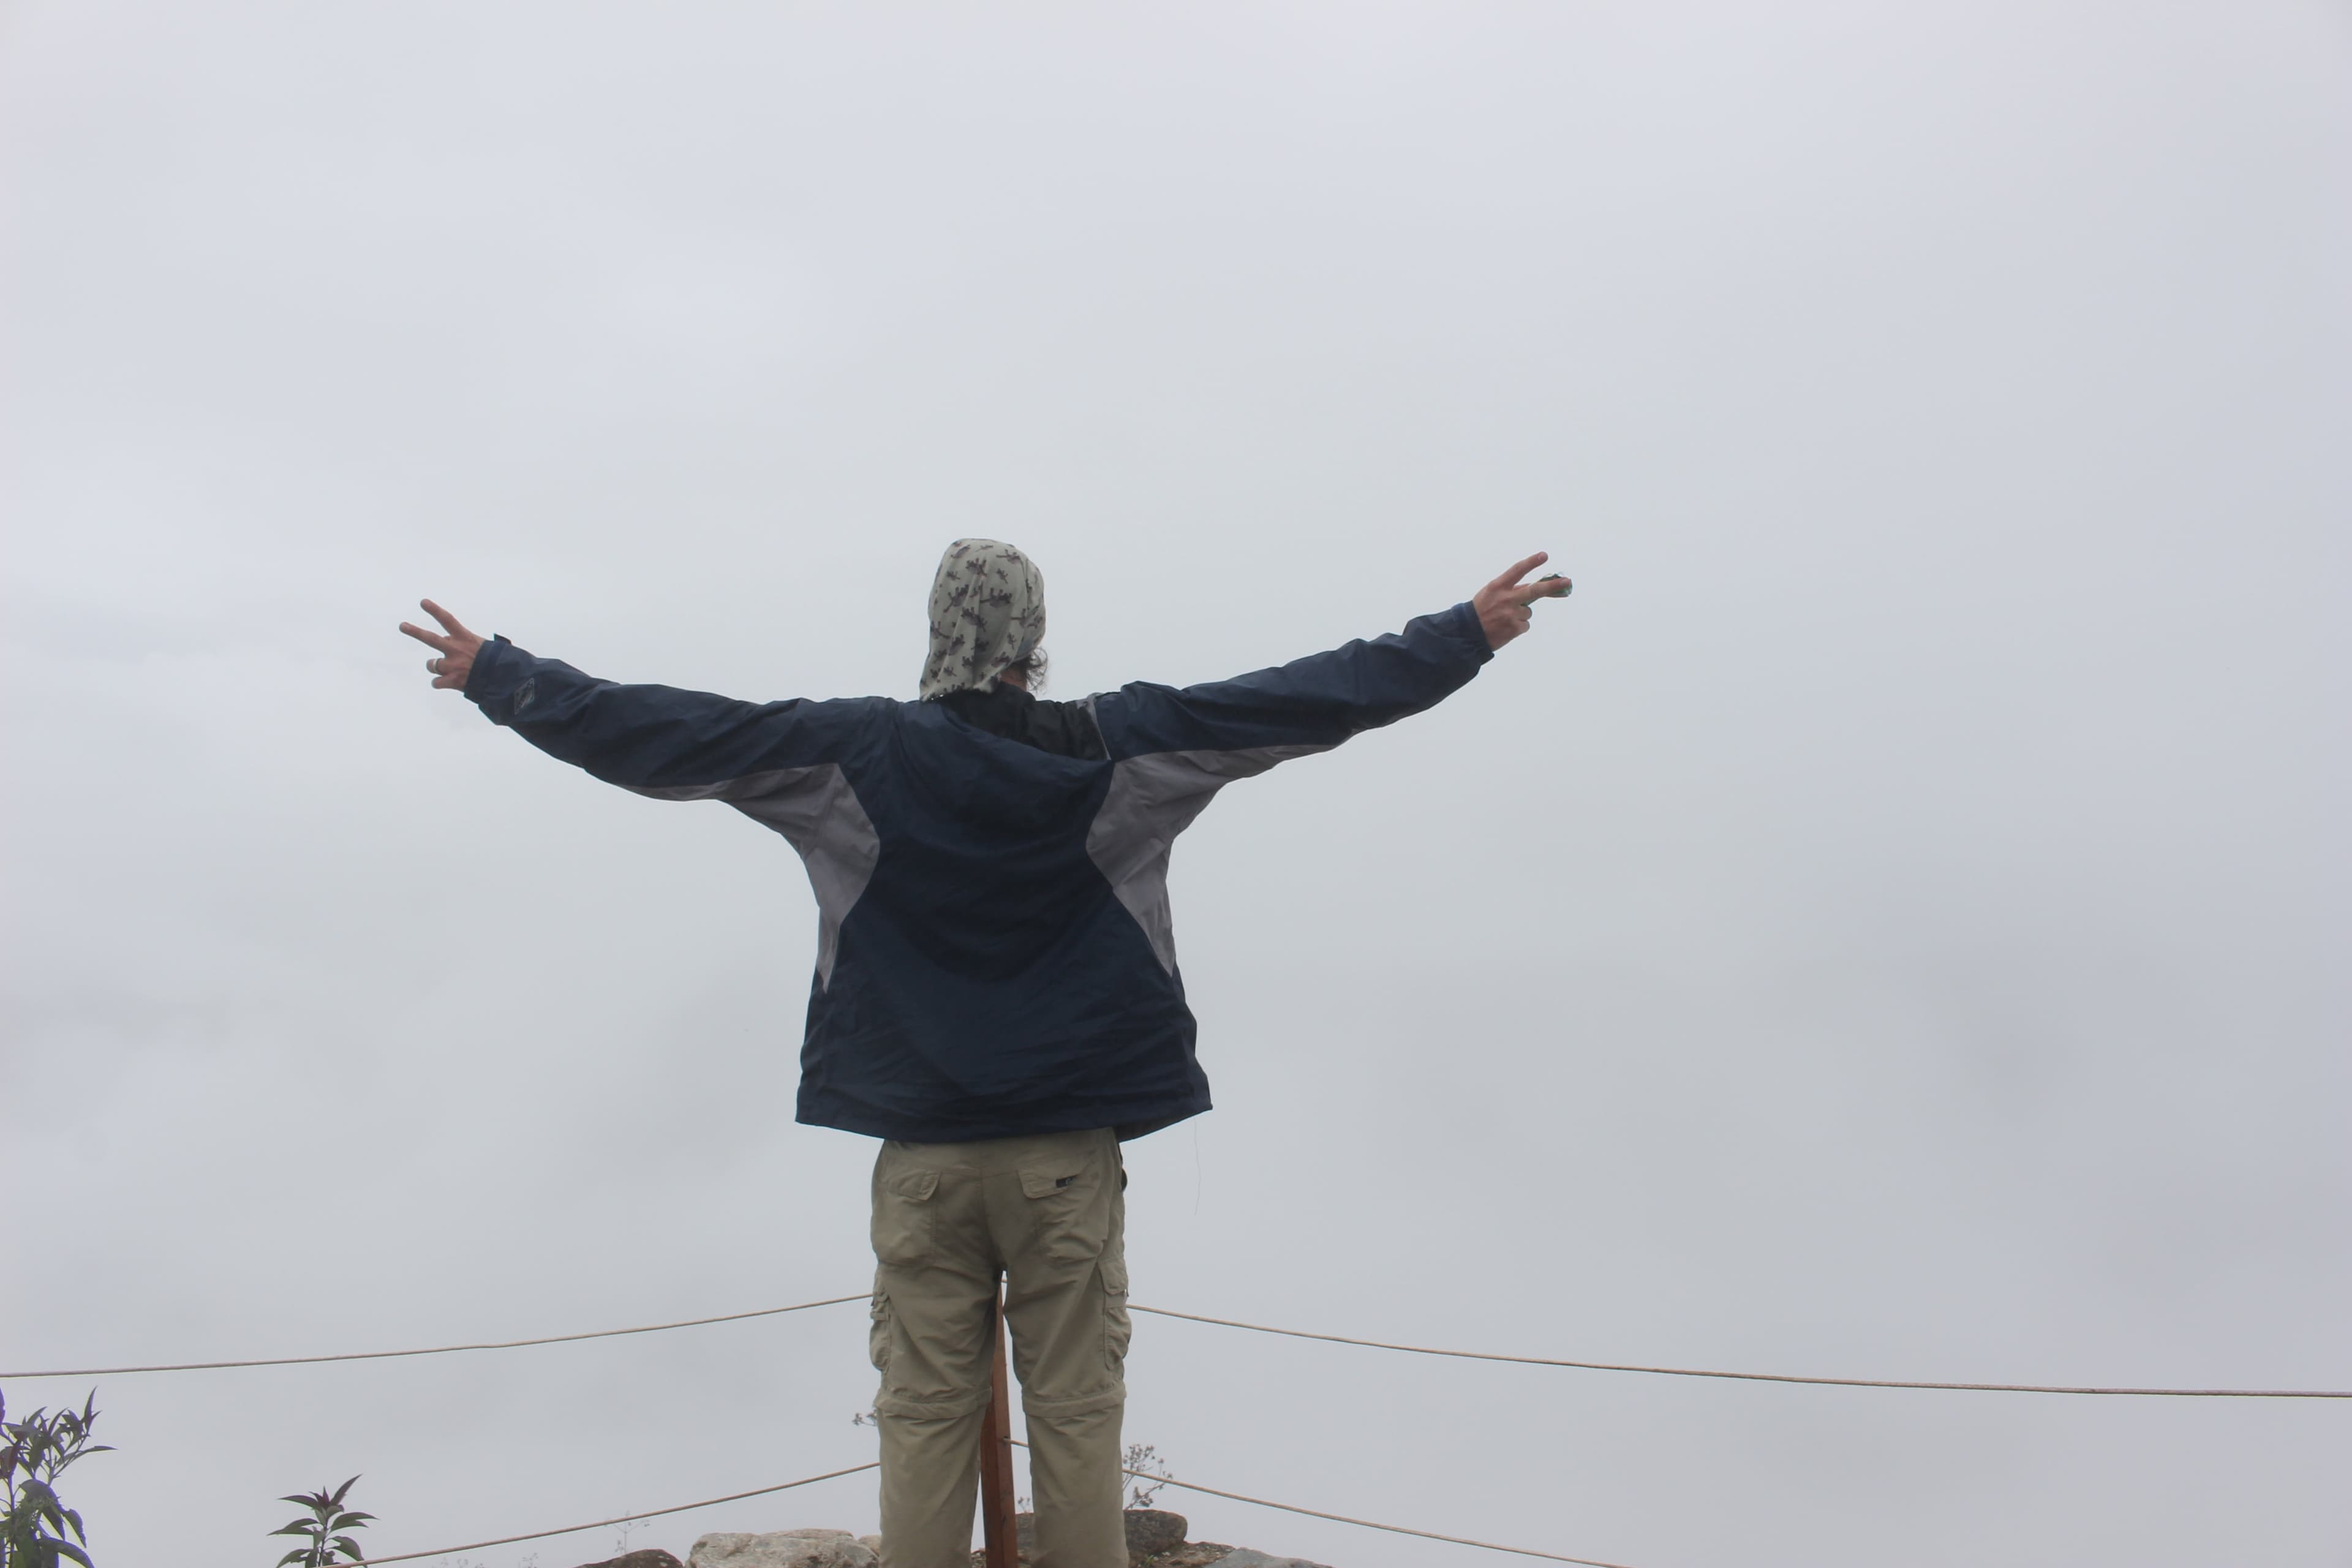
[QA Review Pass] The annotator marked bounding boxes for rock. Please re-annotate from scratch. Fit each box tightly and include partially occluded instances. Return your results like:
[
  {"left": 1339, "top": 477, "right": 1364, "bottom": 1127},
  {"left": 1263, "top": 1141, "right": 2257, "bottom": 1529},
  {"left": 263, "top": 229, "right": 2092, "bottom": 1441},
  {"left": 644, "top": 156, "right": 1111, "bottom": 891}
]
[
  {"left": 573, "top": 1554, "right": 685, "bottom": 1568},
  {"left": 1206, "top": 1551, "right": 1330, "bottom": 1568},
  {"left": 688, "top": 1529, "right": 877, "bottom": 1568},
  {"left": 1139, "top": 1548, "right": 1237, "bottom": 1568},
  {"left": 996, "top": 1509, "right": 1191, "bottom": 1566},
  {"left": 1123, "top": 1510, "right": 1189, "bottom": 1560},
  {"left": 960, "top": 1540, "right": 1242, "bottom": 1568},
  {"left": 857, "top": 1538, "right": 883, "bottom": 1555}
]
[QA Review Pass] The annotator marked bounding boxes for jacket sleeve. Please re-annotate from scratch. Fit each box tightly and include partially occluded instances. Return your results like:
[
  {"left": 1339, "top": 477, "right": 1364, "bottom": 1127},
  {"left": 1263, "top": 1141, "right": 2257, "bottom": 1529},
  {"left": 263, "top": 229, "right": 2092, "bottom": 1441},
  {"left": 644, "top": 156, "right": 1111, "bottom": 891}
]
[
  {"left": 462, "top": 635, "right": 876, "bottom": 794},
  {"left": 1088, "top": 600, "right": 1493, "bottom": 764}
]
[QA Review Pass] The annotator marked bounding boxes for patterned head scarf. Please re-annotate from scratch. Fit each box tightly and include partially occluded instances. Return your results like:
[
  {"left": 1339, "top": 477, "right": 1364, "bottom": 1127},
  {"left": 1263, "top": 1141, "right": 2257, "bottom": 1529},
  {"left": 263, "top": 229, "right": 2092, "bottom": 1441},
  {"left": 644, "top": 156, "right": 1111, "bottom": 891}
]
[{"left": 919, "top": 538, "right": 1047, "bottom": 699}]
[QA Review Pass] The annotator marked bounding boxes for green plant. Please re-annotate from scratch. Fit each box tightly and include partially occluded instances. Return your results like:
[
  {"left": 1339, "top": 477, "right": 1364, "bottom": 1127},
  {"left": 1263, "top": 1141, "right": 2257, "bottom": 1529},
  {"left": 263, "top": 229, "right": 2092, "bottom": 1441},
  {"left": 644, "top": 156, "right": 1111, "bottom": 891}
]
[
  {"left": 270, "top": 1476, "right": 374, "bottom": 1567},
  {"left": 1, "top": 1388, "right": 113, "bottom": 1568}
]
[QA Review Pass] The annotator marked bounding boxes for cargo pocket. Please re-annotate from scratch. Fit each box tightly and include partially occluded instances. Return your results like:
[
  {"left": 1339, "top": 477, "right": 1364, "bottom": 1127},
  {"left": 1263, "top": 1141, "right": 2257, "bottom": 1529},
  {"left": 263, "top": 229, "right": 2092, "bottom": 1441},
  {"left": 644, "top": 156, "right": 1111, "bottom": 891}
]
[
  {"left": 867, "top": 1289, "right": 893, "bottom": 1375},
  {"left": 870, "top": 1165, "right": 940, "bottom": 1267},
  {"left": 1100, "top": 1250, "right": 1132, "bottom": 1374}
]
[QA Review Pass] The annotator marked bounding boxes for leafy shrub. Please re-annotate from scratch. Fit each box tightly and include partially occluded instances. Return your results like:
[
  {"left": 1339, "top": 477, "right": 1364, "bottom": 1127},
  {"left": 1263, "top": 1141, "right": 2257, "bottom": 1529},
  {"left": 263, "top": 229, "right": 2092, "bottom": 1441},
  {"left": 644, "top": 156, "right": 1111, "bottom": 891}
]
[
  {"left": 1, "top": 1389, "right": 113, "bottom": 1568},
  {"left": 270, "top": 1476, "right": 374, "bottom": 1567}
]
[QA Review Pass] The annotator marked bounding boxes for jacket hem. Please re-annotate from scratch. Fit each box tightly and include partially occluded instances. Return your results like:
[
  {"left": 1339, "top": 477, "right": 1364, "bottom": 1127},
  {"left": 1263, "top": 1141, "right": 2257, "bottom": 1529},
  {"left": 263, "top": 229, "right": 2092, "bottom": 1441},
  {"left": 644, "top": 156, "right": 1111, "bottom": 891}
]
[{"left": 800, "top": 1095, "right": 1211, "bottom": 1144}]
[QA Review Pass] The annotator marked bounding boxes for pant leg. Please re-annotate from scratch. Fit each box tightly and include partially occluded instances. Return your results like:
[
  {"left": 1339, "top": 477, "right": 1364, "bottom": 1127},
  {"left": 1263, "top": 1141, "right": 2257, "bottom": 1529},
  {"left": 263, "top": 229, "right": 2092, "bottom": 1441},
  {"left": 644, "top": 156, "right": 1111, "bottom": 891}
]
[
  {"left": 870, "top": 1141, "right": 998, "bottom": 1568},
  {"left": 872, "top": 1129, "right": 1133, "bottom": 1568},
  {"left": 873, "top": 1404, "right": 987, "bottom": 1568},
  {"left": 989, "top": 1129, "right": 1131, "bottom": 1568}
]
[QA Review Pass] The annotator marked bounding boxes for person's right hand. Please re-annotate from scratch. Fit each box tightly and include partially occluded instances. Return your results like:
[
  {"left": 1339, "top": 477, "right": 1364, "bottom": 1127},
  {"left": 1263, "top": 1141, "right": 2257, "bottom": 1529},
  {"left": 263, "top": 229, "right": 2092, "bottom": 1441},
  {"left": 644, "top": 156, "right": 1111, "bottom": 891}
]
[
  {"left": 398, "top": 599, "right": 486, "bottom": 690},
  {"left": 1472, "top": 552, "right": 1571, "bottom": 650}
]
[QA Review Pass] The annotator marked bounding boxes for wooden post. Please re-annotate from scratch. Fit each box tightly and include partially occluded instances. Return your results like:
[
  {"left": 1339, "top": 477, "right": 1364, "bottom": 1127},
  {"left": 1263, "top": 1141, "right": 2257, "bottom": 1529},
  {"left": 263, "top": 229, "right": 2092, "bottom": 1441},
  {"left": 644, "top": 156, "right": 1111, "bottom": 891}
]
[{"left": 979, "top": 1278, "right": 1020, "bottom": 1568}]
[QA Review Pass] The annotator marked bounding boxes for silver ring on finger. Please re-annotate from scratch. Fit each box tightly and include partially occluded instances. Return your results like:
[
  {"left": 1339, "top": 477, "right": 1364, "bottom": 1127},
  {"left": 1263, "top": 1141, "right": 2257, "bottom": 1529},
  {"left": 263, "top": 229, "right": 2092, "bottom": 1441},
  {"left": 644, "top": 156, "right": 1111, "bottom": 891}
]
[{"left": 429, "top": 657, "right": 444, "bottom": 674}]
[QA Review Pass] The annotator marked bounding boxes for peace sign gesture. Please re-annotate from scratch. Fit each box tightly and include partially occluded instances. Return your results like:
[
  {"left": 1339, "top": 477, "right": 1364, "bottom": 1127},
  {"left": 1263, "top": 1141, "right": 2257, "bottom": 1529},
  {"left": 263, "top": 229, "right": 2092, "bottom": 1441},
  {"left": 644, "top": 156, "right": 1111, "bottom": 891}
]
[
  {"left": 398, "top": 599, "right": 486, "bottom": 691},
  {"left": 1471, "top": 552, "right": 1572, "bottom": 650}
]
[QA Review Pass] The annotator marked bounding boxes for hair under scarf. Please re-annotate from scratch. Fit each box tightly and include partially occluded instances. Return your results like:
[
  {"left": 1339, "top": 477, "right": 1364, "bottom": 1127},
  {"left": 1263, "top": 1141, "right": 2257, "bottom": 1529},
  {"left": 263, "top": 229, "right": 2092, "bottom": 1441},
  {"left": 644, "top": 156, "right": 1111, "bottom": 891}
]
[{"left": 919, "top": 538, "right": 1047, "bottom": 699}]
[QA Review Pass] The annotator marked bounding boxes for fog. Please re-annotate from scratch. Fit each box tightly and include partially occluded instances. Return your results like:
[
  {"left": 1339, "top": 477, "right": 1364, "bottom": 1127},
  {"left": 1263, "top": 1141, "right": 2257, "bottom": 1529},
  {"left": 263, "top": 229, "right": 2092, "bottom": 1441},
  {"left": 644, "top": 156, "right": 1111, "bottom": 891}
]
[{"left": 4, "top": 4, "right": 2347, "bottom": 1565}]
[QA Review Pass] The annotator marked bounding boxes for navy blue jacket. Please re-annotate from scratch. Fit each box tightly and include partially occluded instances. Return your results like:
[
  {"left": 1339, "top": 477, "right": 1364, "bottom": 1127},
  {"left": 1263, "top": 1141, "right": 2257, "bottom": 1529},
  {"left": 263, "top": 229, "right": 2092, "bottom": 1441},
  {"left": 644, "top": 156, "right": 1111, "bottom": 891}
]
[{"left": 466, "top": 601, "right": 1492, "bottom": 1142}]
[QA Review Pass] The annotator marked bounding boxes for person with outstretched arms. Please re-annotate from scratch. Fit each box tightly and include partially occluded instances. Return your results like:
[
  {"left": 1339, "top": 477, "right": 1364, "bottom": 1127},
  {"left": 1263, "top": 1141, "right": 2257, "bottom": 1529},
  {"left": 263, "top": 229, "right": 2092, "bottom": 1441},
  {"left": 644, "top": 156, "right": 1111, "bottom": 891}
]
[{"left": 399, "top": 543, "right": 1570, "bottom": 1568}]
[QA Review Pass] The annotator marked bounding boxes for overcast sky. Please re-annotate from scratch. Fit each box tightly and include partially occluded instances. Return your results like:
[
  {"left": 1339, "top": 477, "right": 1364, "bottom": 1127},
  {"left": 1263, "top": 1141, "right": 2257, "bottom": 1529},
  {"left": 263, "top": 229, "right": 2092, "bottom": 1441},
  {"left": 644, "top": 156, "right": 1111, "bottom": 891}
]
[{"left": 4, "top": 3, "right": 2348, "bottom": 1566}]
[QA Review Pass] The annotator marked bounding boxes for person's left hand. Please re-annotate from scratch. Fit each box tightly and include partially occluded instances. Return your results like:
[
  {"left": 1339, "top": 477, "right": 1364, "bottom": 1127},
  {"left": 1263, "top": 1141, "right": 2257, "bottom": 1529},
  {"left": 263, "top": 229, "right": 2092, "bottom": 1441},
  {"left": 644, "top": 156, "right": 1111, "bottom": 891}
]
[
  {"left": 1472, "top": 552, "right": 1571, "bottom": 650},
  {"left": 398, "top": 599, "right": 485, "bottom": 690}
]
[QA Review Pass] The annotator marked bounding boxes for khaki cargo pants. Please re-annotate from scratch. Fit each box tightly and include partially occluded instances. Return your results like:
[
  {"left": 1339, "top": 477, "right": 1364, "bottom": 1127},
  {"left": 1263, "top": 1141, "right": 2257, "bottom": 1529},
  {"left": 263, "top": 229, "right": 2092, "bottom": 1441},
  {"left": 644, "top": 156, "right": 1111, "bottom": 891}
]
[{"left": 869, "top": 1128, "right": 1131, "bottom": 1568}]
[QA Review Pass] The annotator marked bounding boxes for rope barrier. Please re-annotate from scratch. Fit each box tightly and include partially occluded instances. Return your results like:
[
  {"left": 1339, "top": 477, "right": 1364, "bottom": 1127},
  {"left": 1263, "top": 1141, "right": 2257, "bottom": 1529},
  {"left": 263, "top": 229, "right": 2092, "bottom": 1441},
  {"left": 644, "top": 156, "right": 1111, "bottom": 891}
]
[
  {"left": 1130, "top": 1304, "right": 2352, "bottom": 1399},
  {"left": 336, "top": 1461, "right": 879, "bottom": 1566},
  {"left": 301, "top": 1452, "right": 1629, "bottom": 1568},
  {"left": 10, "top": 1292, "right": 2348, "bottom": 1400},
  {"left": 1013, "top": 1440, "right": 1640, "bottom": 1567},
  {"left": 0, "top": 1294, "right": 866, "bottom": 1380},
  {"left": 1136, "top": 1474, "right": 1640, "bottom": 1568},
  {"left": 1138, "top": 1476, "right": 1637, "bottom": 1568}
]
